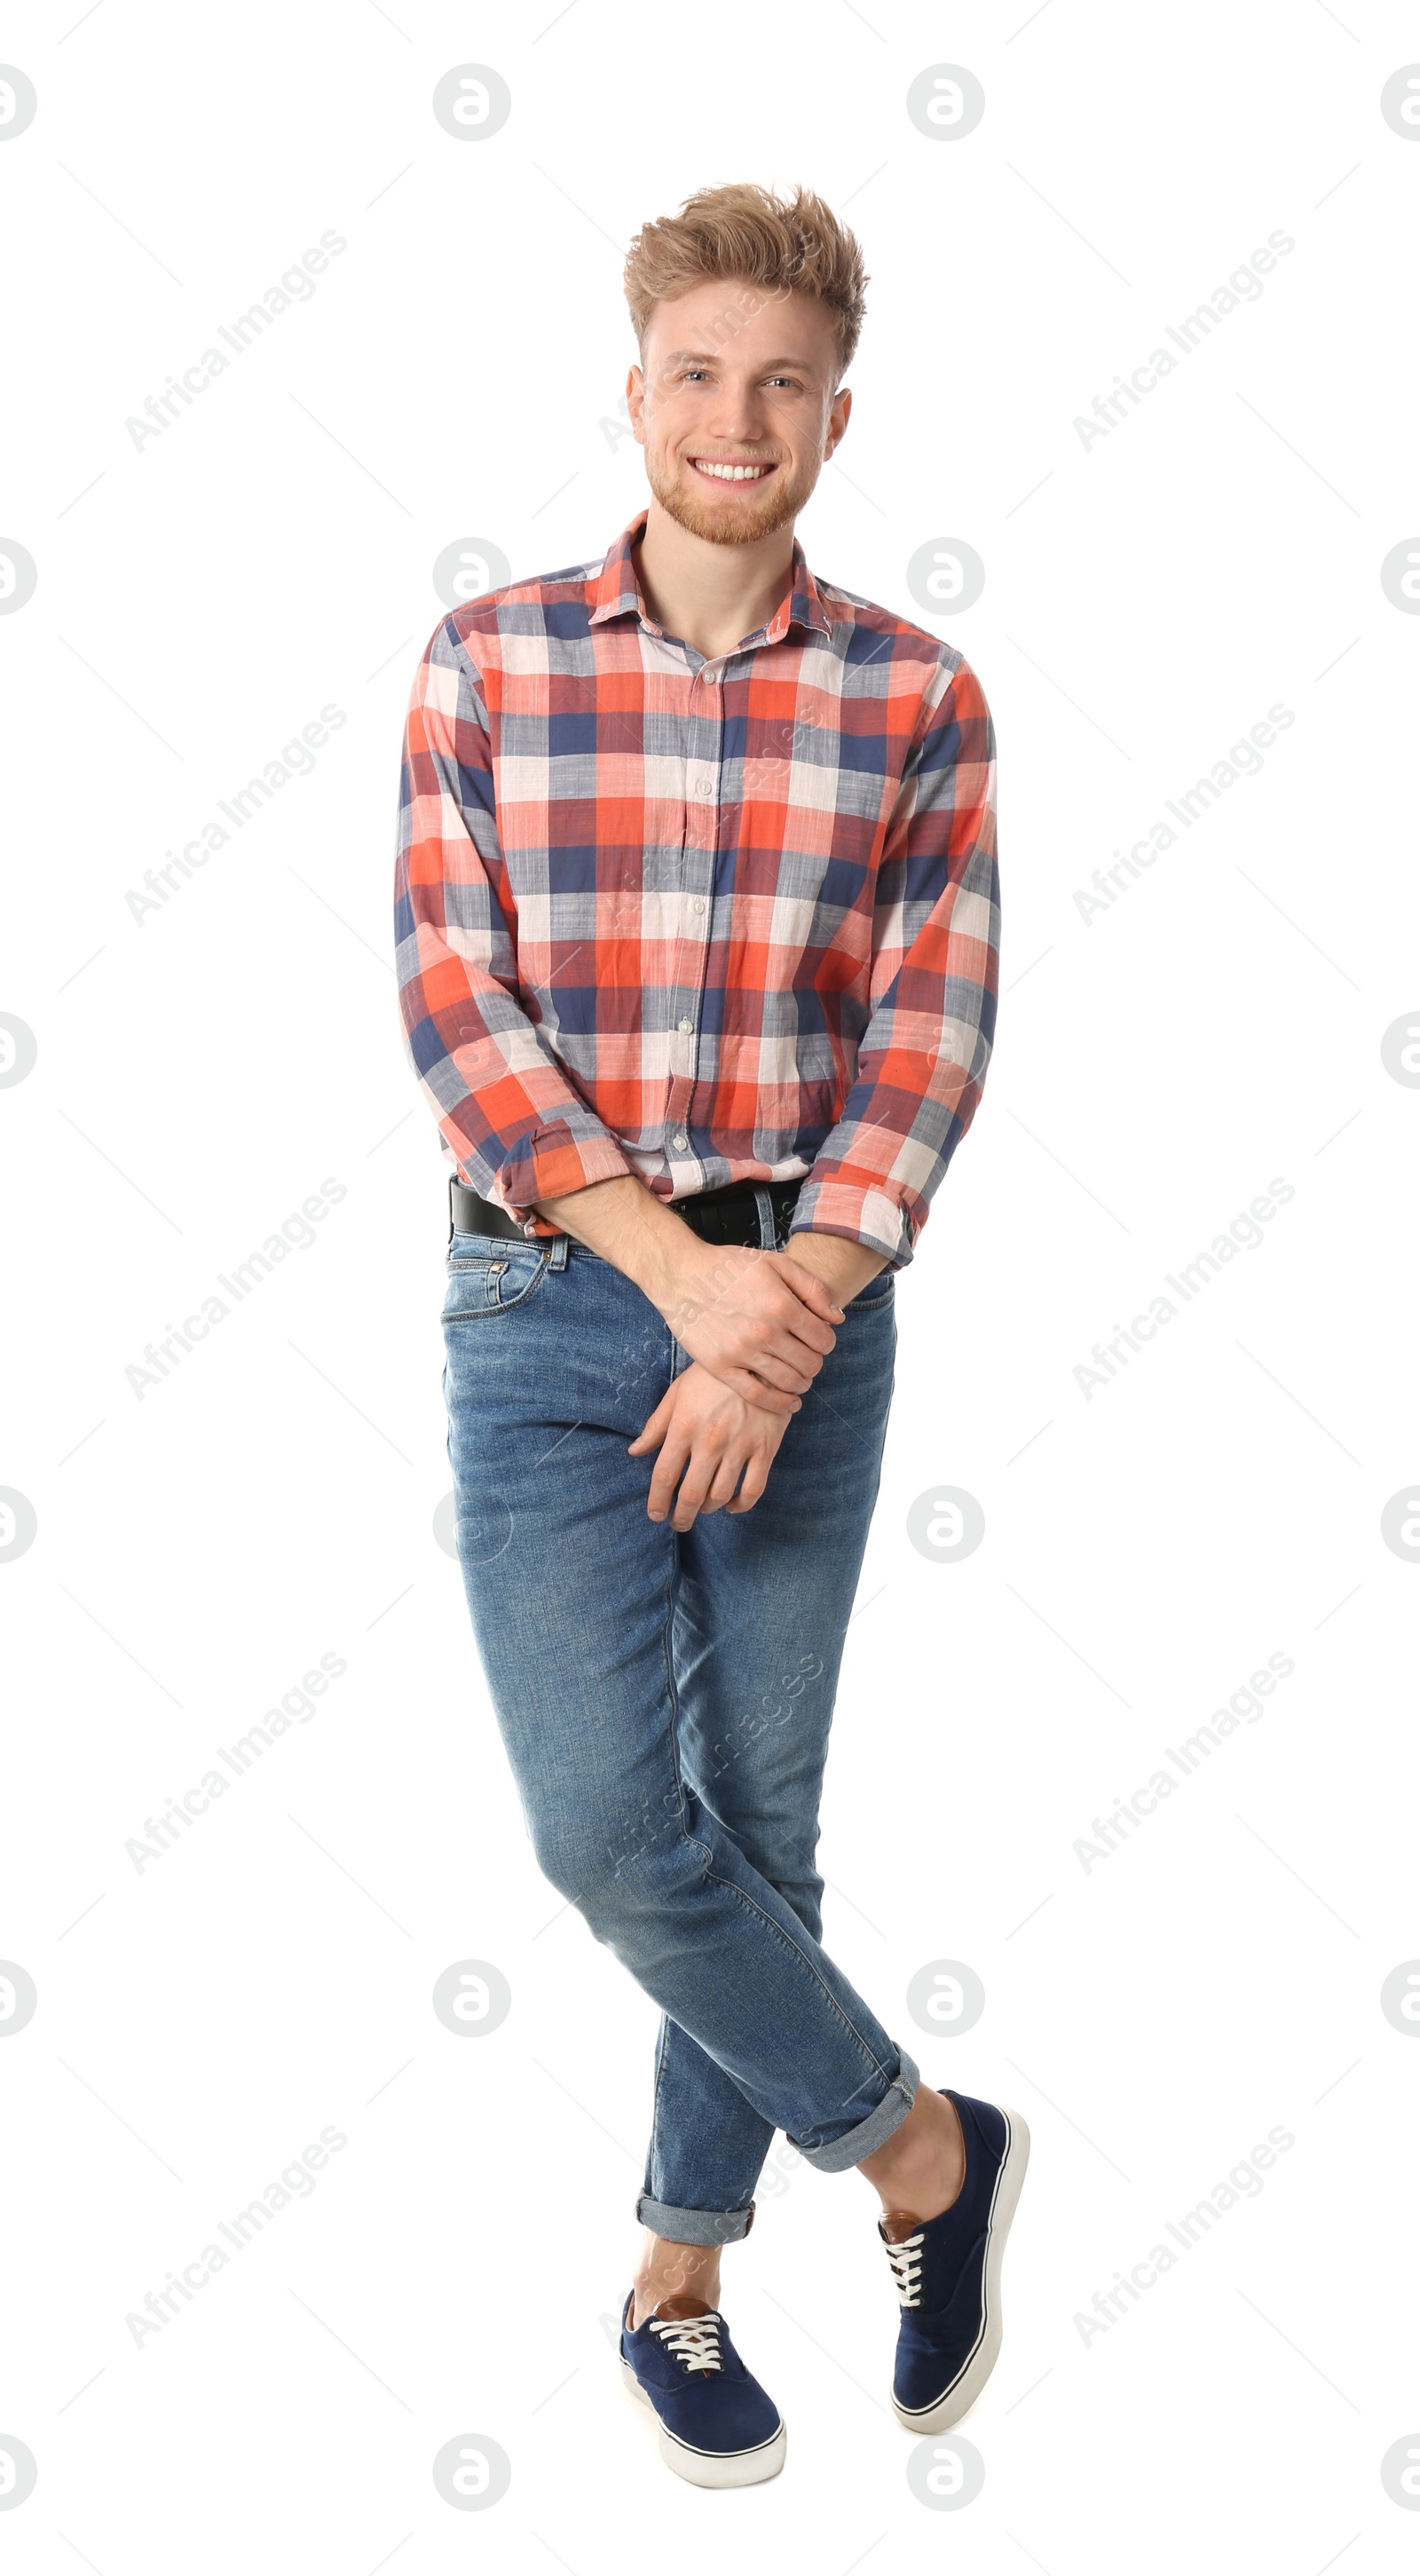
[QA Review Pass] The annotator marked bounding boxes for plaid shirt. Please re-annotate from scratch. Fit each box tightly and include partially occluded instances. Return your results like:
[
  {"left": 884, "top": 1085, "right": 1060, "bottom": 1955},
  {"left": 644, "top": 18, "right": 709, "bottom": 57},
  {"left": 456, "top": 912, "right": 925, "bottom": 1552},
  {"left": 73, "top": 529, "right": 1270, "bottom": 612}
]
[{"left": 394, "top": 507, "right": 999, "bottom": 1269}]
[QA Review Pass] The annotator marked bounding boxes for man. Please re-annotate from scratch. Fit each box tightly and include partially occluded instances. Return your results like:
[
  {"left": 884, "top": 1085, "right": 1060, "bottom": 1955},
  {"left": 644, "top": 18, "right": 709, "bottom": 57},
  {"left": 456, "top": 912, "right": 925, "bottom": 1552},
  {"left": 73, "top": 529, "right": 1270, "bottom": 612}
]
[{"left": 394, "top": 180, "right": 1025, "bottom": 2489}]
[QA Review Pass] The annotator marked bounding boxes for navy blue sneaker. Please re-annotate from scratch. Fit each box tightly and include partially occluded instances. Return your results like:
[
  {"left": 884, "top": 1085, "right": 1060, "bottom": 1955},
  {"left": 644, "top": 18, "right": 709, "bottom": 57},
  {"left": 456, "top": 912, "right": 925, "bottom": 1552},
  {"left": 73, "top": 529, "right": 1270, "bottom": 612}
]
[
  {"left": 619, "top": 2291, "right": 786, "bottom": 2486},
  {"left": 879, "top": 2090, "right": 1030, "bottom": 2432}
]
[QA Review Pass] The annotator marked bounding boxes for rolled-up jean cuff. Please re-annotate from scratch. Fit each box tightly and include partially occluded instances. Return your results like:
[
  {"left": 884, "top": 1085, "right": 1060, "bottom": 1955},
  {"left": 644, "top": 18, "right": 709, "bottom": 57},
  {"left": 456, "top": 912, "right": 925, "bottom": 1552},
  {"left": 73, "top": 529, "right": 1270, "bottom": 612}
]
[
  {"left": 635, "top": 2193, "right": 756, "bottom": 2246},
  {"left": 793, "top": 2047, "right": 921, "bottom": 2174}
]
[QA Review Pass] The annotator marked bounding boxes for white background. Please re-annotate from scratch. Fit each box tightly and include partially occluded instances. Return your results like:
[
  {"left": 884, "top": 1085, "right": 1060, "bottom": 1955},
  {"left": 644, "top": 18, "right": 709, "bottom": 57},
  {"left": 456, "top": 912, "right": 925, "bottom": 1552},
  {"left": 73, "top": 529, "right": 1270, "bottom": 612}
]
[{"left": 4, "top": 1, "right": 1418, "bottom": 2566}]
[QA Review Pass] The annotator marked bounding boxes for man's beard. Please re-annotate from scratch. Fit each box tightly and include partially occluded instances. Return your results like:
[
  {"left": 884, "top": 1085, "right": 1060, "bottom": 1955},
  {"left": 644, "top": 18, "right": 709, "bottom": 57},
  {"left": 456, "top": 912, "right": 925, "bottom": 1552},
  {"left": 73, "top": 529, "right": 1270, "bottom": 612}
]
[{"left": 643, "top": 446, "right": 820, "bottom": 547}]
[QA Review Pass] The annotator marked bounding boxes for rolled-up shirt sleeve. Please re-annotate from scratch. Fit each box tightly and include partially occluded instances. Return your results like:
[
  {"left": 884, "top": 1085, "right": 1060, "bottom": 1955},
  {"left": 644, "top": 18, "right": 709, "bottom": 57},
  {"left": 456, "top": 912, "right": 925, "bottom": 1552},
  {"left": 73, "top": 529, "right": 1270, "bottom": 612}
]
[
  {"left": 787, "top": 651, "right": 1000, "bottom": 1270},
  {"left": 394, "top": 619, "right": 638, "bottom": 1232}
]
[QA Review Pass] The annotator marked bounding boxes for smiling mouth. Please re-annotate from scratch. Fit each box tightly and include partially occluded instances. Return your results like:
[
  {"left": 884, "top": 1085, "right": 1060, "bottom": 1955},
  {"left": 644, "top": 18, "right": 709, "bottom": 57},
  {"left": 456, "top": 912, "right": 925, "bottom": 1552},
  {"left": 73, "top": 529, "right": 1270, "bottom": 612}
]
[{"left": 688, "top": 457, "right": 777, "bottom": 484}]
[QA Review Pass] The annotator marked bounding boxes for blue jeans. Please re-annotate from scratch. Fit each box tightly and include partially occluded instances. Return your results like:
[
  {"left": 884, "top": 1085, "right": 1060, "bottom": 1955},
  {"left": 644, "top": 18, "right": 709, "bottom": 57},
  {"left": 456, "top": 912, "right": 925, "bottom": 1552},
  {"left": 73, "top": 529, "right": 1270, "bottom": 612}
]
[{"left": 440, "top": 1188, "right": 919, "bottom": 2246}]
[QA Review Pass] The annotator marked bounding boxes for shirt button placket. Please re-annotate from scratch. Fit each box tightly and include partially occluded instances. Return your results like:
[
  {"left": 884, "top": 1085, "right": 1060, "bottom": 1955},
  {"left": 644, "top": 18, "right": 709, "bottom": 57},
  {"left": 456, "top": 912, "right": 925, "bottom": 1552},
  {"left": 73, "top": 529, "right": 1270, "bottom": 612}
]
[{"left": 672, "top": 666, "right": 721, "bottom": 1164}]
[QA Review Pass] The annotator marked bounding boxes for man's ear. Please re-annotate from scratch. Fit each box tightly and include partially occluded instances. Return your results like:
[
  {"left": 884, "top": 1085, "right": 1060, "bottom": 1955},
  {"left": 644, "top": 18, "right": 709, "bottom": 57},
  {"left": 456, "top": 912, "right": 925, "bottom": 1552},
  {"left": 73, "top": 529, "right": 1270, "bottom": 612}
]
[{"left": 626, "top": 364, "right": 646, "bottom": 439}]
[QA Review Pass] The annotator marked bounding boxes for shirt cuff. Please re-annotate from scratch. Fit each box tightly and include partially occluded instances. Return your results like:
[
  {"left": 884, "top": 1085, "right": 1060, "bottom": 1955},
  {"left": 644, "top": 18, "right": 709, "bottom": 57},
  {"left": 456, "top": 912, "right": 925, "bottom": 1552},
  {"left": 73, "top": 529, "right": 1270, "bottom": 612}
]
[
  {"left": 492, "top": 1121, "right": 638, "bottom": 1237},
  {"left": 788, "top": 1177, "right": 919, "bottom": 1271}
]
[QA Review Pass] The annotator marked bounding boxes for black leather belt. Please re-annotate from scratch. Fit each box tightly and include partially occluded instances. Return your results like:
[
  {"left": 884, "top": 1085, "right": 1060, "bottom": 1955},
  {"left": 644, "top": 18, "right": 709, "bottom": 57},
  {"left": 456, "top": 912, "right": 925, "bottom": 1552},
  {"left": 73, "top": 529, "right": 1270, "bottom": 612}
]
[{"left": 449, "top": 1174, "right": 802, "bottom": 1250}]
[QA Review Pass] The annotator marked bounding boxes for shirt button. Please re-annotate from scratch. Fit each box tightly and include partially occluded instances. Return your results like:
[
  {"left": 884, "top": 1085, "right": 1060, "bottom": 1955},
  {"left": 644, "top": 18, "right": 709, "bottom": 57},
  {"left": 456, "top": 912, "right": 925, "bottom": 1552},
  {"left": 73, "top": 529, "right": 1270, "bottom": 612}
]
[
  {"left": 694, "top": 774, "right": 715, "bottom": 799},
  {"left": 672, "top": 1133, "right": 688, "bottom": 1150},
  {"left": 678, "top": 1016, "right": 693, "bottom": 1033},
  {"left": 690, "top": 897, "right": 706, "bottom": 914}
]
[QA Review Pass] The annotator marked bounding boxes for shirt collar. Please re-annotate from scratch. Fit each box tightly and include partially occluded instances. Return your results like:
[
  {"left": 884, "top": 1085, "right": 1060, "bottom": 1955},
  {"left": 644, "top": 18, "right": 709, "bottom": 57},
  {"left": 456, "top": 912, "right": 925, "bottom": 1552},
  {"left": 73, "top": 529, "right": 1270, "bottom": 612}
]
[{"left": 588, "top": 506, "right": 832, "bottom": 647}]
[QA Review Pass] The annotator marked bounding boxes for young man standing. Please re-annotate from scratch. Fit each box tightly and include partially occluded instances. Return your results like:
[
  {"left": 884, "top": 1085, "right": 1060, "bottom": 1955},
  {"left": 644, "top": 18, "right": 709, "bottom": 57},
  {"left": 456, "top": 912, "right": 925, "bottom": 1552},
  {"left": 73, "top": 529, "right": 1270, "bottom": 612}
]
[{"left": 394, "top": 182, "right": 1024, "bottom": 2488}]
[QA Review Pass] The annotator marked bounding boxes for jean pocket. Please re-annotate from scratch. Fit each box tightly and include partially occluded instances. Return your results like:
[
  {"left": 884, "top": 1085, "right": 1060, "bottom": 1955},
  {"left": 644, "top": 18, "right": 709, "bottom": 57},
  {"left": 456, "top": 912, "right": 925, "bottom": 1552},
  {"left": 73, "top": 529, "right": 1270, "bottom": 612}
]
[{"left": 443, "top": 1240, "right": 551, "bottom": 1320}]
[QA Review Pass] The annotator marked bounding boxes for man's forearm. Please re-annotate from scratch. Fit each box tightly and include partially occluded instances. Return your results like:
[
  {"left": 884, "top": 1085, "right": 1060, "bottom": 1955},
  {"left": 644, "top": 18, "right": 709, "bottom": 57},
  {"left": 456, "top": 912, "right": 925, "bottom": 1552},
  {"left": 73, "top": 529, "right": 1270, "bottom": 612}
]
[
  {"left": 533, "top": 1173, "right": 697, "bottom": 1307},
  {"left": 533, "top": 1177, "right": 887, "bottom": 1313},
  {"left": 780, "top": 1229, "right": 888, "bottom": 1307}
]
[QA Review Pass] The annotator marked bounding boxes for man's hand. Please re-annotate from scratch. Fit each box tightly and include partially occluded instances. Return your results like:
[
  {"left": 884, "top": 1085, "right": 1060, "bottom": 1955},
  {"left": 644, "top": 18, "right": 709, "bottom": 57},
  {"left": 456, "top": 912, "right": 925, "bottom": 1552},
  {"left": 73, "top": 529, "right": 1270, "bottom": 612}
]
[
  {"left": 532, "top": 1173, "right": 848, "bottom": 1414},
  {"left": 644, "top": 1223, "right": 891, "bottom": 1408},
  {"left": 628, "top": 1361, "right": 793, "bottom": 1529},
  {"left": 646, "top": 1235, "right": 848, "bottom": 1410}
]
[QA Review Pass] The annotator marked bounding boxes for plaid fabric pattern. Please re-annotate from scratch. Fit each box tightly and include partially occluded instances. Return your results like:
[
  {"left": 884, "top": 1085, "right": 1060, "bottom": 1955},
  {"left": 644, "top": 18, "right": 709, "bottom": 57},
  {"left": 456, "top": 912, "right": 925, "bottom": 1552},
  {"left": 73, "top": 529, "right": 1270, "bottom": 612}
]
[{"left": 394, "top": 507, "right": 999, "bottom": 1268}]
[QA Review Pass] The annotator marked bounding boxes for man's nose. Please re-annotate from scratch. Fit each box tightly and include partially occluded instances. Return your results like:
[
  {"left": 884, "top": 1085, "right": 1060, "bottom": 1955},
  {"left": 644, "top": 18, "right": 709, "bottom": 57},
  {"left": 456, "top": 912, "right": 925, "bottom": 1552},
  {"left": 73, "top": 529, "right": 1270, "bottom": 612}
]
[{"left": 697, "top": 383, "right": 772, "bottom": 445}]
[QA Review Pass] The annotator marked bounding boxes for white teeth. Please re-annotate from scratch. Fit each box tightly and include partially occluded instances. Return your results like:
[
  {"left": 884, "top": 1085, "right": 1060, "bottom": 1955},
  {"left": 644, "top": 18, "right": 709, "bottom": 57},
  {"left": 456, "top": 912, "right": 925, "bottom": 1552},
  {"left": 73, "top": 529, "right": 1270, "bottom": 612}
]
[{"left": 694, "top": 461, "right": 769, "bottom": 480}]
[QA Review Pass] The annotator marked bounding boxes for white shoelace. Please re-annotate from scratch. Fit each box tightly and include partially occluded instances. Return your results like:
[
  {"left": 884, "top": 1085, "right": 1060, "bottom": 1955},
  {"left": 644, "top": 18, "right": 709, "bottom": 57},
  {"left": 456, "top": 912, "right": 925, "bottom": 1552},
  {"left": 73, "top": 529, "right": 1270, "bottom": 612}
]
[
  {"left": 883, "top": 2230, "right": 926, "bottom": 2308},
  {"left": 651, "top": 2311, "right": 724, "bottom": 2374}
]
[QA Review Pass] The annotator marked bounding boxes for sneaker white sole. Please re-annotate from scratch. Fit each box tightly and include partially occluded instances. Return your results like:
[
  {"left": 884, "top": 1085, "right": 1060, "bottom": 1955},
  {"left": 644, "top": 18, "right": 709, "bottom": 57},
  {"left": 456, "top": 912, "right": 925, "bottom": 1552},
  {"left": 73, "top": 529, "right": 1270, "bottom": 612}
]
[
  {"left": 619, "top": 2358, "right": 787, "bottom": 2487},
  {"left": 891, "top": 2102, "right": 1031, "bottom": 2435}
]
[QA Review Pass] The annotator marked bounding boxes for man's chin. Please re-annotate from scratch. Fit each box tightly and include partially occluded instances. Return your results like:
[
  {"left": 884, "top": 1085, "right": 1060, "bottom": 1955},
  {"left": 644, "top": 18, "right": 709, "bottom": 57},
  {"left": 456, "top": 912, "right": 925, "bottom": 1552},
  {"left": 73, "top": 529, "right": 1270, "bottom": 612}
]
[{"left": 648, "top": 467, "right": 805, "bottom": 547}]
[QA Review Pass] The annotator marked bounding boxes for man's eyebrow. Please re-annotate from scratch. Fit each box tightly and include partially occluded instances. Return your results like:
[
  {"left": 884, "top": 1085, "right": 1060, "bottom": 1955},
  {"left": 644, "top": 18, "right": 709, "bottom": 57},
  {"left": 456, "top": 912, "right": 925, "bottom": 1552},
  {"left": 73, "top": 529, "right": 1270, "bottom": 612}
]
[{"left": 659, "top": 348, "right": 817, "bottom": 371}]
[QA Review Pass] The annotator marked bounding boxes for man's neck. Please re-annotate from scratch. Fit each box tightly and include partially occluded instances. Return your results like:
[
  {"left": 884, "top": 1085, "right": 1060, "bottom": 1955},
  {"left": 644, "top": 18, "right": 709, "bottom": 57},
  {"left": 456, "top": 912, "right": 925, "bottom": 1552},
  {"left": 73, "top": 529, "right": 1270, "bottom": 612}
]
[{"left": 634, "top": 500, "right": 796, "bottom": 661}]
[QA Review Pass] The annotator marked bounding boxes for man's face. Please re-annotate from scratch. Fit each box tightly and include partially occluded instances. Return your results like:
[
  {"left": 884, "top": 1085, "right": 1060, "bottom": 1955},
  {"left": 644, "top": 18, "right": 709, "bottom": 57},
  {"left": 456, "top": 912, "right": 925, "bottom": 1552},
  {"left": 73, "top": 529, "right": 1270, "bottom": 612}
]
[{"left": 627, "top": 277, "right": 850, "bottom": 547}]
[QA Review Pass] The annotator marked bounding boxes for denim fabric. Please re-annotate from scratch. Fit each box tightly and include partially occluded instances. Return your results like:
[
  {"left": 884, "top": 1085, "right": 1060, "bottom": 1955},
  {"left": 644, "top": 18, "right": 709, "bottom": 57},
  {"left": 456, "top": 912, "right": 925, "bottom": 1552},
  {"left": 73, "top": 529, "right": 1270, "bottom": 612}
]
[{"left": 440, "top": 1198, "right": 919, "bottom": 2241}]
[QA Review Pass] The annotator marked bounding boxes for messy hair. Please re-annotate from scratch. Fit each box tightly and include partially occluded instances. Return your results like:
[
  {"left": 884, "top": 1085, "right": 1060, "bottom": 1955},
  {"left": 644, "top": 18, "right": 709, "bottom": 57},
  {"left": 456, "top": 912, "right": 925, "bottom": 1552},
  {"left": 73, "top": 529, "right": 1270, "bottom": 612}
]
[{"left": 623, "top": 181, "right": 868, "bottom": 382}]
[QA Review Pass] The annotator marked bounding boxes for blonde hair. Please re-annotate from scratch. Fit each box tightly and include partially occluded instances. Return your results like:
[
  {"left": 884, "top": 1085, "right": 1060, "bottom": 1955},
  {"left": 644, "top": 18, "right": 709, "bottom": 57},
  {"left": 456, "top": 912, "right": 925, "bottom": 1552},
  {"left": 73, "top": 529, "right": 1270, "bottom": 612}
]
[{"left": 623, "top": 181, "right": 868, "bottom": 382}]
